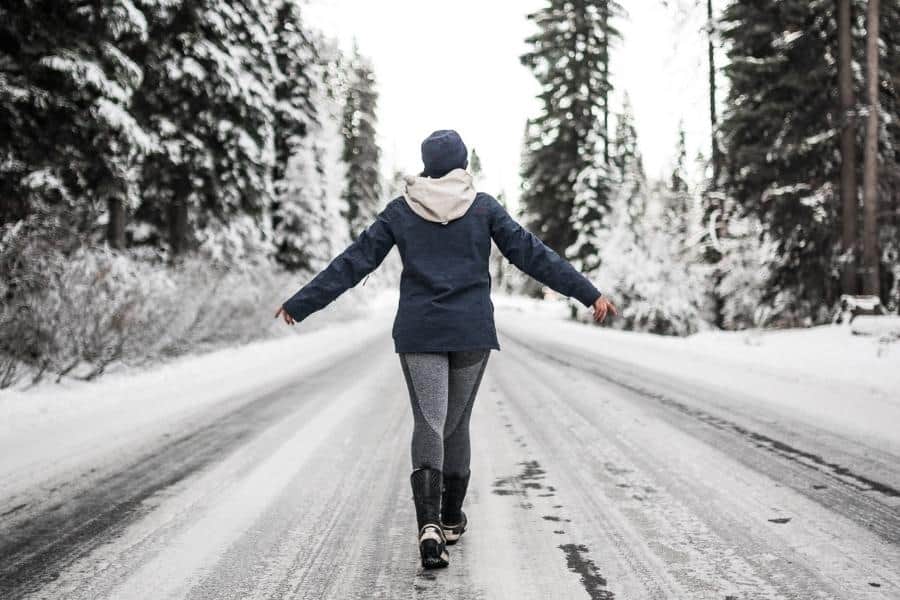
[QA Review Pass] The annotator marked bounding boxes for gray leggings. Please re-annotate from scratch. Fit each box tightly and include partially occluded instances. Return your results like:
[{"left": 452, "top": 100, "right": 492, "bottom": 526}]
[{"left": 399, "top": 350, "right": 490, "bottom": 477}]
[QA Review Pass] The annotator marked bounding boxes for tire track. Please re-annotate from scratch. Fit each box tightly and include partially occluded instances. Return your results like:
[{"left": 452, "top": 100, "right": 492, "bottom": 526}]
[
  {"left": 501, "top": 329, "right": 900, "bottom": 544},
  {"left": 0, "top": 338, "right": 386, "bottom": 599}
]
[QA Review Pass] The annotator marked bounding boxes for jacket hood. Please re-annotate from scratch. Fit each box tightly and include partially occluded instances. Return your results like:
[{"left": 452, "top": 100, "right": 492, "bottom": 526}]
[{"left": 403, "top": 168, "right": 477, "bottom": 224}]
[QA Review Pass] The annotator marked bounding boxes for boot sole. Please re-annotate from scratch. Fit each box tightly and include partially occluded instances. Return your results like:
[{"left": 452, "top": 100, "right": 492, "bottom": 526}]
[
  {"left": 419, "top": 524, "right": 449, "bottom": 569},
  {"left": 420, "top": 539, "right": 450, "bottom": 569}
]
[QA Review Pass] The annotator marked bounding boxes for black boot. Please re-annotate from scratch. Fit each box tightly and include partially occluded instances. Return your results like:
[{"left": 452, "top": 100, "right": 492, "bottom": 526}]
[
  {"left": 441, "top": 471, "right": 470, "bottom": 545},
  {"left": 410, "top": 467, "right": 449, "bottom": 569}
]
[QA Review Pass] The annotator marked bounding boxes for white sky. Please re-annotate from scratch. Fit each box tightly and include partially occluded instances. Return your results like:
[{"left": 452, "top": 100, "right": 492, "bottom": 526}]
[{"left": 305, "top": 0, "right": 724, "bottom": 208}]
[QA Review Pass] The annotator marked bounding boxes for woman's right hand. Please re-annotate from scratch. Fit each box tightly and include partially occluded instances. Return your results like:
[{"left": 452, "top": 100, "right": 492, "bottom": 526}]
[{"left": 275, "top": 306, "right": 296, "bottom": 326}]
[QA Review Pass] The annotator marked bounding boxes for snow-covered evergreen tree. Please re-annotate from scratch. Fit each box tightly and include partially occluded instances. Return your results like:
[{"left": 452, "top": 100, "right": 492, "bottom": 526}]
[
  {"left": 720, "top": 0, "right": 847, "bottom": 323},
  {"left": 274, "top": 135, "right": 326, "bottom": 271},
  {"left": 611, "top": 95, "right": 646, "bottom": 230},
  {"left": 272, "top": 0, "right": 318, "bottom": 184},
  {"left": 491, "top": 191, "right": 518, "bottom": 294},
  {"left": 469, "top": 148, "right": 484, "bottom": 184},
  {"left": 135, "top": 0, "right": 277, "bottom": 259},
  {"left": 340, "top": 45, "right": 382, "bottom": 240},
  {"left": 385, "top": 169, "right": 406, "bottom": 198},
  {"left": 270, "top": 0, "right": 323, "bottom": 271},
  {"left": 714, "top": 212, "right": 778, "bottom": 329},
  {"left": 272, "top": 30, "right": 351, "bottom": 272},
  {"left": 519, "top": 0, "right": 620, "bottom": 255},
  {"left": 571, "top": 103, "right": 706, "bottom": 335},
  {"left": 665, "top": 124, "right": 692, "bottom": 240},
  {"left": 568, "top": 145, "right": 611, "bottom": 275},
  {"left": 0, "top": 0, "right": 154, "bottom": 245},
  {"left": 314, "top": 38, "right": 352, "bottom": 260},
  {"left": 719, "top": 0, "right": 899, "bottom": 319}
]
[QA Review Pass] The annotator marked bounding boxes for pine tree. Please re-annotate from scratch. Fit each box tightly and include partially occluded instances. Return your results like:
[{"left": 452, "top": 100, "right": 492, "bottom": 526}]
[
  {"left": 469, "top": 148, "right": 484, "bottom": 184},
  {"left": 340, "top": 45, "right": 382, "bottom": 240},
  {"left": 0, "top": 0, "right": 153, "bottom": 245},
  {"left": 135, "top": 0, "right": 277, "bottom": 259},
  {"left": 666, "top": 124, "right": 692, "bottom": 239},
  {"left": 273, "top": 133, "right": 327, "bottom": 271},
  {"left": 720, "top": 0, "right": 843, "bottom": 323},
  {"left": 272, "top": 0, "right": 318, "bottom": 184},
  {"left": 520, "top": 0, "right": 620, "bottom": 255},
  {"left": 611, "top": 96, "right": 646, "bottom": 229},
  {"left": 385, "top": 168, "right": 406, "bottom": 199},
  {"left": 271, "top": 28, "right": 351, "bottom": 272},
  {"left": 586, "top": 132, "right": 706, "bottom": 335},
  {"left": 313, "top": 38, "right": 352, "bottom": 261},
  {"left": 270, "top": 0, "right": 323, "bottom": 271},
  {"left": 491, "top": 191, "right": 513, "bottom": 292},
  {"left": 568, "top": 154, "right": 611, "bottom": 275}
]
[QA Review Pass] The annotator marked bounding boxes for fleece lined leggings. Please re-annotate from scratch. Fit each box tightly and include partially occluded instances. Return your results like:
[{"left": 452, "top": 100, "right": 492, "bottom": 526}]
[{"left": 399, "top": 350, "right": 490, "bottom": 477}]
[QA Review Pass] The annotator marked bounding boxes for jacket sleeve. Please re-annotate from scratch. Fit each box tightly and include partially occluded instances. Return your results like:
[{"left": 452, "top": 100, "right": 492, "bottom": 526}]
[
  {"left": 282, "top": 210, "right": 395, "bottom": 323},
  {"left": 488, "top": 196, "right": 601, "bottom": 307}
]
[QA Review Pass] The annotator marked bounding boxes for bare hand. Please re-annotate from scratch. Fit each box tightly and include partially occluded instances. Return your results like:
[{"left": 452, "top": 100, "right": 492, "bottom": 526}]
[
  {"left": 275, "top": 306, "right": 296, "bottom": 326},
  {"left": 592, "top": 296, "right": 618, "bottom": 323}
]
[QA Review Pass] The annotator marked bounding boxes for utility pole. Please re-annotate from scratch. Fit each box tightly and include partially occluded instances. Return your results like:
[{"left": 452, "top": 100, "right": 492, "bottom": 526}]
[{"left": 862, "top": 0, "right": 881, "bottom": 296}]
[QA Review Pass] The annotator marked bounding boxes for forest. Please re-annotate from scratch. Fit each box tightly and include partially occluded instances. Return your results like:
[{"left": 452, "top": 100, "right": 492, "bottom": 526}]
[
  {"left": 0, "top": 0, "right": 898, "bottom": 387},
  {"left": 520, "top": 0, "right": 899, "bottom": 334}
]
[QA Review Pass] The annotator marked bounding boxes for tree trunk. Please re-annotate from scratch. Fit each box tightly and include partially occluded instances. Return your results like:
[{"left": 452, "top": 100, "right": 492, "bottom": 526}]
[
  {"left": 862, "top": 0, "right": 881, "bottom": 296},
  {"left": 838, "top": 0, "right": 859, "bottom": 294},
  {"left": 106, "top": 197, "right": 126, "bottom": 250},
  {"left": 707, "top": 0, "right": 721, "bottom": 186},
  {"left": 169, "top": 182, "right": 190, "bottom": 260}
]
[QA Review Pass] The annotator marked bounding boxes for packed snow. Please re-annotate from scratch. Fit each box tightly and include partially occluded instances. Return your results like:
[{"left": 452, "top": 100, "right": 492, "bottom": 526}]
[{"left": 493, "top": 294, "right": 900, "bottom": 454}]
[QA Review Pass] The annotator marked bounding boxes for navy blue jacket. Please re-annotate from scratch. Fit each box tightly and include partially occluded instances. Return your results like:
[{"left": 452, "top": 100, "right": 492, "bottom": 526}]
[{"left": 283, "top": 193, "right": 601, "bottom": 353}]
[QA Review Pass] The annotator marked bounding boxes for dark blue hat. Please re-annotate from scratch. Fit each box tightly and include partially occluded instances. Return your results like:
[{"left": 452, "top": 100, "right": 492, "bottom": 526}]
[{"left": 421, "top": 129, "right": 468, "bottom": 178}]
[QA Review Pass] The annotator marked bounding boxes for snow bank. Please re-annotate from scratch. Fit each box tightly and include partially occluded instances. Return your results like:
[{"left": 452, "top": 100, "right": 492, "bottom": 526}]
[
  {"left": 850, "top": 315, "right": 900, "bottom": 339},
  {"left": 493, "top": 294, "right": 900, "bottom": 452},
  {"left": 0, "top": 291, "right": 397, "bottom": 495},
  {"left": 494, "top": 294, "right": 899, "bottom": 387}
]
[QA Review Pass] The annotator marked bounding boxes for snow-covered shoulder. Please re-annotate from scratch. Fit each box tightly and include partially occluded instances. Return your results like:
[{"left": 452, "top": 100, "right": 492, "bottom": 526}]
[{"left": 492, "top": 294, "right": 900, "bottom": 453}]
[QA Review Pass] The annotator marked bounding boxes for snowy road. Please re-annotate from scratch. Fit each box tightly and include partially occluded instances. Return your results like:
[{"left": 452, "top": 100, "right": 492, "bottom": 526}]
[{"left": 2, "top": 302, "right": 899, "bottom": 599}]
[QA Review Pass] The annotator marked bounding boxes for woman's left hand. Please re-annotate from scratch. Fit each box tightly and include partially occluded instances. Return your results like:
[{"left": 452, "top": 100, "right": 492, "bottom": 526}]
[
  {"left": 592, "top": 296, "right": 618, "bottom": 323},
  {"left": 275, "top": 306, "right": 296, "bottom": 326}
]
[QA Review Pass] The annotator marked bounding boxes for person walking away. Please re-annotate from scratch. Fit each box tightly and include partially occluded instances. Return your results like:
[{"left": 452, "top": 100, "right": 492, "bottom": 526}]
[{"left": 276, "top": 130, "right": 617, "bottom": 569}]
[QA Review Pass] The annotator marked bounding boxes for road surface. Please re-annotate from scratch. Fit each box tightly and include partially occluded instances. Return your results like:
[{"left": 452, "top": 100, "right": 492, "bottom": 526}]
[{"left": 2, "top": 311, "right": 899, "bottom": 599}]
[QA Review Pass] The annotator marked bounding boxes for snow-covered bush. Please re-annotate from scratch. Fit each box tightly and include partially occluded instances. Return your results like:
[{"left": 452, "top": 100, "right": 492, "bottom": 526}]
[
  {"left": 714, "top": 215, "right": 778, "bottom": 330},
  {"left": 0, "top": 220, "right": 291, "bottom": 387},
  {"left": 587, "top": 216, "right": 708, "bottom": 337}
]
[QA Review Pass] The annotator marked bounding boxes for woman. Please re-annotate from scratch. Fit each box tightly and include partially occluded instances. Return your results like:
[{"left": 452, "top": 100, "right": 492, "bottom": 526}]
[{"left": 275, "top": 129, "right": 616, "bottom": 570}]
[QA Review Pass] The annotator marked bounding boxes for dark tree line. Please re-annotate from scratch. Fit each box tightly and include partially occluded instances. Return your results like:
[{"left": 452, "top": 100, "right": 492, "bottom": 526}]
[
  {"left": 719, "top": 0, "right": 898, "bottom": 322},
  {"left": 520, "top": 0, "right": 899, "bottom": 327},
  {"left": 0, "top": 1, "right": 386, "bottom": 386},
  {"left": 0, "top": 0, "right": 383, "bottom": 270}
]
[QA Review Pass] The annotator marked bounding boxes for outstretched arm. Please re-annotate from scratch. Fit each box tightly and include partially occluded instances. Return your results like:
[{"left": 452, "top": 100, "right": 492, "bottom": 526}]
[
  {"left": 488, "top": 196, "right": 616, "bottom": 322},
  {"left": 276, "top": 213, "right": 395, "bottom": 325}
]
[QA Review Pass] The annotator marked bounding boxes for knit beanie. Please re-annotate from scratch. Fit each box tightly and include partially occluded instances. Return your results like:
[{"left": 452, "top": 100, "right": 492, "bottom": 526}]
[{"left": 420, "top": 129, "right": 468, "bottom": 178}]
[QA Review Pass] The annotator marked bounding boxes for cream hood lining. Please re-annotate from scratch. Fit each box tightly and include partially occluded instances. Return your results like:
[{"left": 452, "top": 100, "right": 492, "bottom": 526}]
[{"left": 402, "top": 169, "right": 477, "bottom": 224}]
